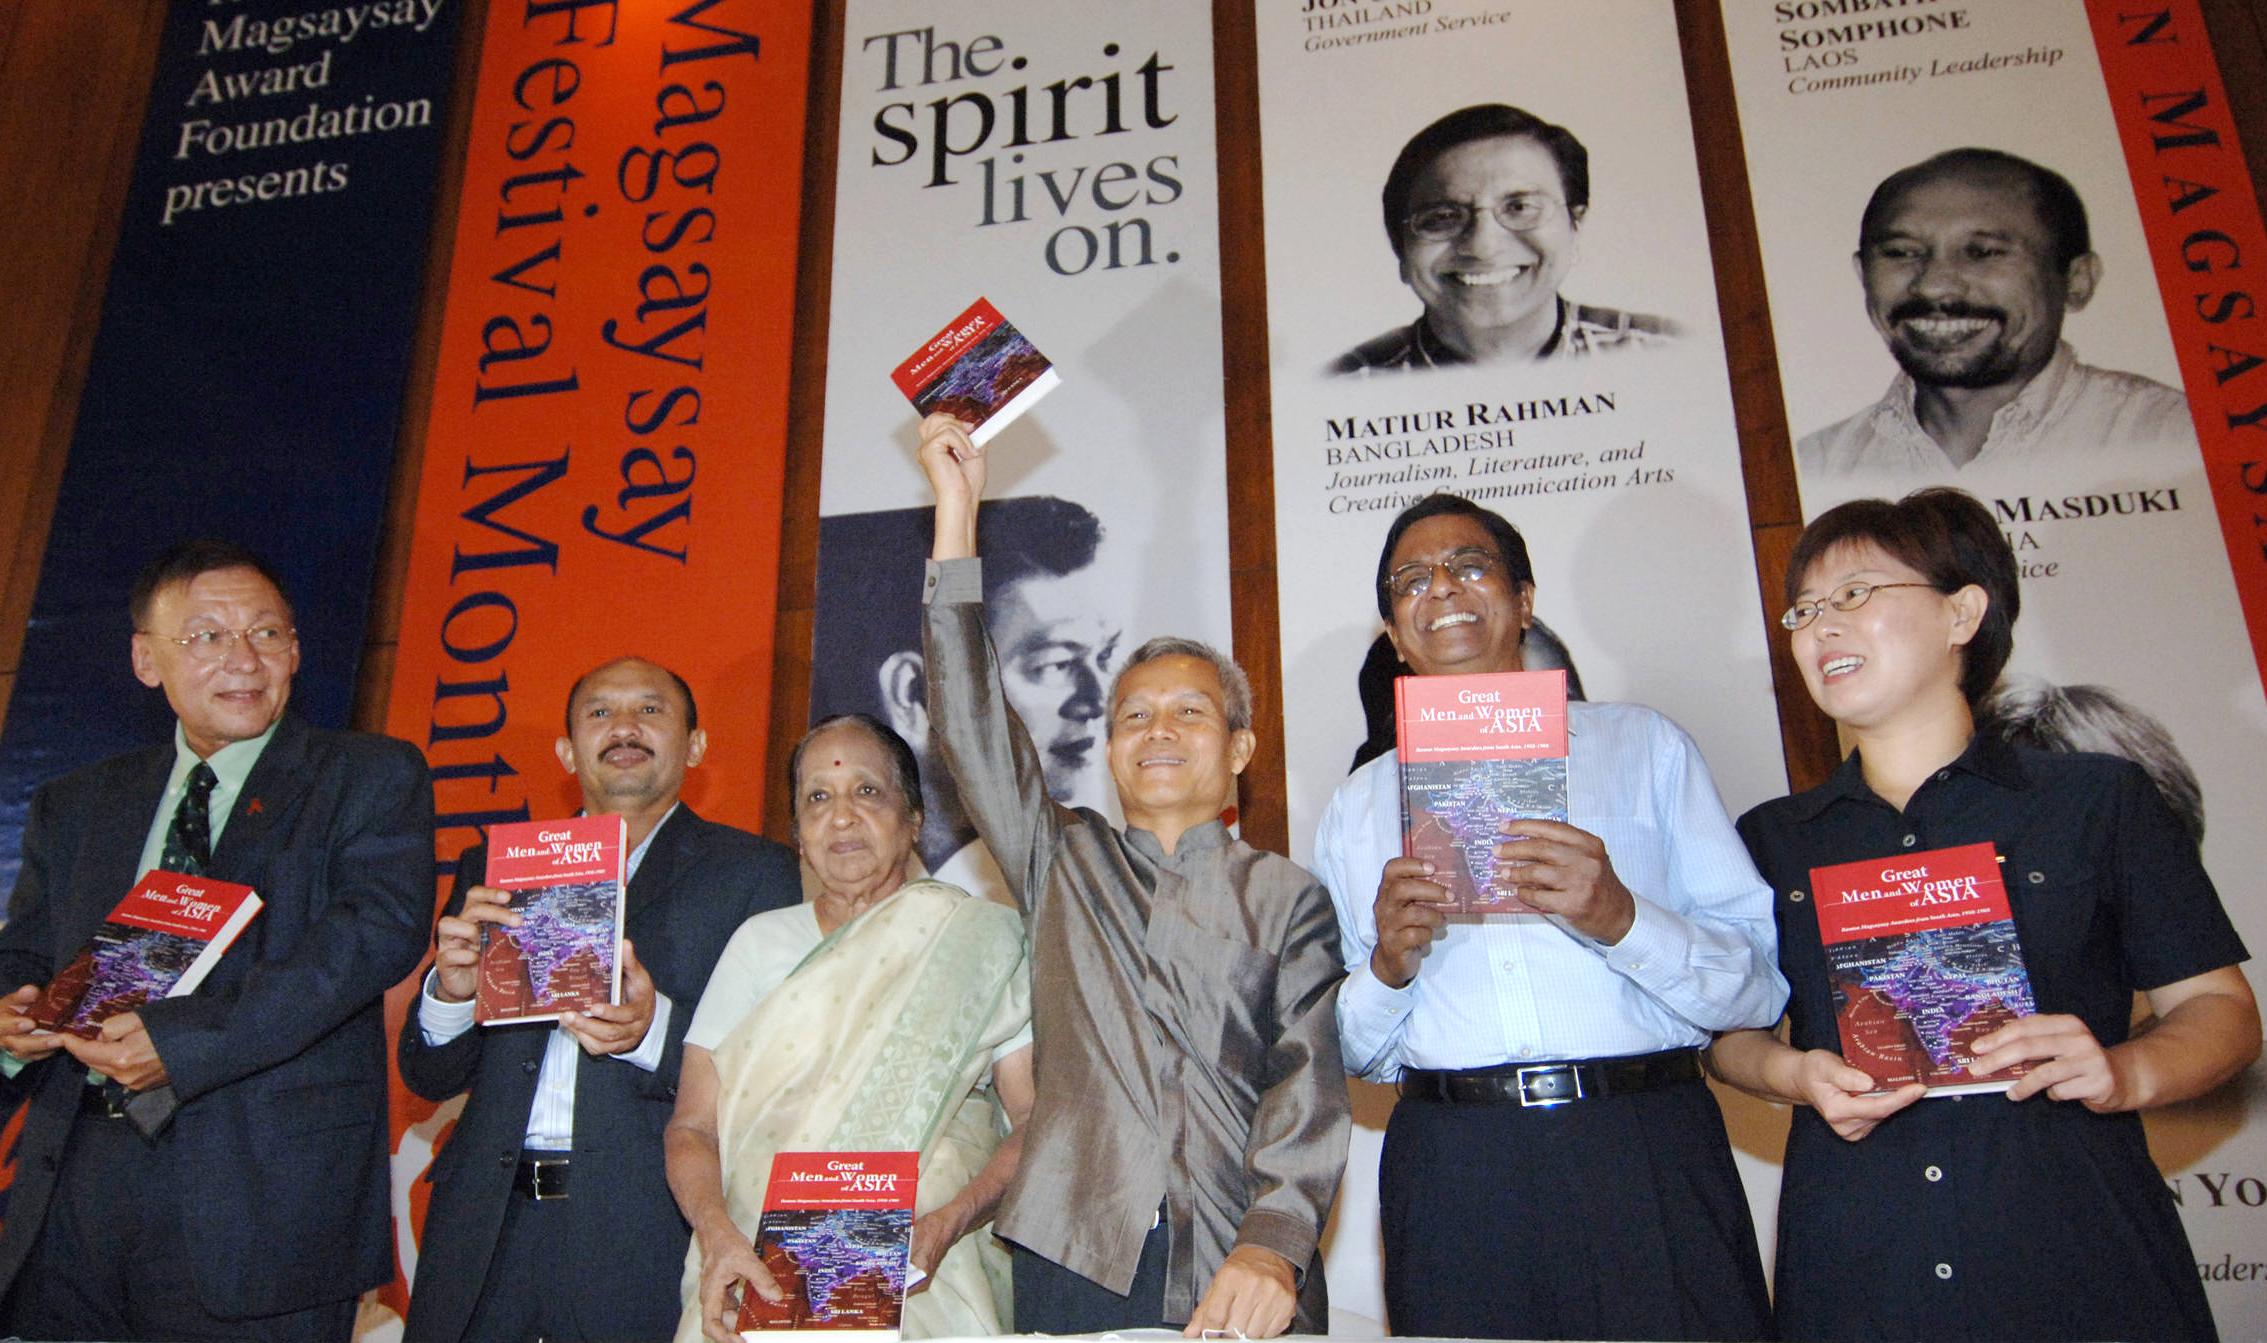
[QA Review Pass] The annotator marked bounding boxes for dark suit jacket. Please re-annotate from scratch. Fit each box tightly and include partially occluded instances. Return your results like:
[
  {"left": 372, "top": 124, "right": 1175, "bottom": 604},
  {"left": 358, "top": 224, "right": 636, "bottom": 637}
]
[
  {"left": 0, "top": 714, "right": 435, "bottom": 1319},
  {"left": 398, "top": 804, "right": 797, "bottom": 1343}
]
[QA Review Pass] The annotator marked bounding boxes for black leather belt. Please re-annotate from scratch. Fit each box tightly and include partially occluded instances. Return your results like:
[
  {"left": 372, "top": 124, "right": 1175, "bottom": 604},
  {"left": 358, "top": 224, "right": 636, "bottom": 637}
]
[
  {"left": 1399, "top": 1047, "right": 1703, "bottom": 1107},
  {"left": 513, "top": 1154, "right": 570, "bottom": 1200}
]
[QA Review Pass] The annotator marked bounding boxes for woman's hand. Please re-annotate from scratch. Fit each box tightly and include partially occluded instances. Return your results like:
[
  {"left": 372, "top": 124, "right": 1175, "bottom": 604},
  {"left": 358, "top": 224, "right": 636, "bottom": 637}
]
[
  {"left": 1970, "top": 1013, "right": 2125, "bottom": 1110},
  {"left": 696, "top": 1225, "right": 785, "bottom": 1343},
  {"left": 905, "top": 1207, "right": 966, "bottom": 1295},
  {"left": 1789, "top": 1048, "right": 1926, "bottom": 1140}
]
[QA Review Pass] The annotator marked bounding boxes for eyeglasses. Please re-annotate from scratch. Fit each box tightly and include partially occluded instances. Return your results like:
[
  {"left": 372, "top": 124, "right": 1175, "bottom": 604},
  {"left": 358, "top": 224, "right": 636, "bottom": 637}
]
[
  {"left": 1404, "top": 193, "right": 1564, "bottom": 241},
  {"left": 1384, "top": 548, "right": 1505, "bottom": 601},
  {"left": 146, "top": 624, "right": 298, "bottom": 662},
  {"left": 1779, "top": 582, "right": 1937, "bottom": 631}
]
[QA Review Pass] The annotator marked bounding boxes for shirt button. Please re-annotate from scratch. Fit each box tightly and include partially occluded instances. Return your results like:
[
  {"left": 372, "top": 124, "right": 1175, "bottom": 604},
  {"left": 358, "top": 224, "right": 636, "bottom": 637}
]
[
  {"left": 1924, "top": 1164, "right": 1943, "bottom": 1183},
  {"left": 1502, "top": 961, "right": 1516, "bottom": 973},
  {"left": 1902, "top": 834, "right": 1918, "bottom": 848},
  {"left": 2029, "top": 871, "right": 2046, "bottom": 885},
  {"left": 1935, "top": 1263, "right": 1953, "bottom": 1280},
  {"left": 1935, "top": 769, "right": 1951, "bottom": 782},
  {"left": 1789, "top": 889, "right": 1806, "bottom": 903}
]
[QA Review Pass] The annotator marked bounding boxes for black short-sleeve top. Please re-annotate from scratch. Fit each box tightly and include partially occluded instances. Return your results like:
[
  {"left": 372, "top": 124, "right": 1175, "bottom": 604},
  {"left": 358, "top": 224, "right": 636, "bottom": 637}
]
[{"left": 1738, "top": 733, "right": 2247, "bottom": 1055}]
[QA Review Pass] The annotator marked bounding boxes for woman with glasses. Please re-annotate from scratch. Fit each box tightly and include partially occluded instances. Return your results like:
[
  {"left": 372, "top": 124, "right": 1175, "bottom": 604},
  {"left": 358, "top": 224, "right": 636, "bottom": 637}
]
[{"left": 1708, "top": 487, "right": 2258, "bottom": 1341}]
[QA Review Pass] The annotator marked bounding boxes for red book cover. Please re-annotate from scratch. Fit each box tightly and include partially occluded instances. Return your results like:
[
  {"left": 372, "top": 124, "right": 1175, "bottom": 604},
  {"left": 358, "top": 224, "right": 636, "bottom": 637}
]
[
  {"left": 28, "top": 870, "right": 262, "bottom": 1039},
  {"left": 889, "top": 297, "right": 1059, "bottom": 447},
  {"left": 475, "top": 815, "right": 626, "bottom": 1026},
  {"left": 1395, "top": 670, "right": 1569, "bottom": 914},
  {"left": 1811, "top": 842, "right": 2036, "bottom": 1095},
  {"left": 738, "top": 1151, "right": 920, "bottom": 1341}
]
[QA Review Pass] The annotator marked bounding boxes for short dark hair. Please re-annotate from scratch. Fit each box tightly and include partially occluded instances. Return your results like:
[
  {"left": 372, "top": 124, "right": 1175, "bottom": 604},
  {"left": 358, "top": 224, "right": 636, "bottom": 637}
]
[
  {"left": 1373, "top": 493, "right": 1536, "bottom": 623},
  {"left": 1381, "top": 104, "right": 1589, "bottom": 262},
  {"left": 809, "top": 496, "right": 1104, "bottom": 726},
  {"left": 563, "top": 658, "right": 699, "bottom": 733},
  {"left": 1784, "top": 487, "right": 2018, "bottom": 705},
  {"left": 129, "top": 539, "right": 292, "bottom": 631},
  {"left": 1860, "top": 147, "right": 2092, "bottom": 270},
  {"left": 788, "top": 714, "right": 923, "bottom": 824}
]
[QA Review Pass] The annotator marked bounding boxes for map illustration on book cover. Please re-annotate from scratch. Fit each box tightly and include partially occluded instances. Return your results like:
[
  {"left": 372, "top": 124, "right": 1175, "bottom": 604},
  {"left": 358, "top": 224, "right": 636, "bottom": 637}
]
[
  {"left": 475, "top": 814, "right": 626, "bottom": 1026},
  {"left": 1811, "top": 841, "right": 2036, "bottom": 1095},
  {"left": 738, "top": 1151, "right": 920, "bottom": 1341},
  {"left": 28, "top": 870, "right": 262, "bottom": 1039},
  {"left": 1396, "top": 670, "right": 1569, "bottom": 914},
  {"left": 890, "top": 297, "right": 1059, "bottom": 446}
]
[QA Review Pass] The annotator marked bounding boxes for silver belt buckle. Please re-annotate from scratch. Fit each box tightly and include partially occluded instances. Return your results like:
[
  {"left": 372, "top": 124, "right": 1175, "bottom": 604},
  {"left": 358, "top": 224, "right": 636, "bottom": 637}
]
[
  {"left": 1515, "top": 1064, "right": 1581, "bottom": 1108},
  {"left": 526, "top": 1157, "right": 568, "bottom": 1200}
]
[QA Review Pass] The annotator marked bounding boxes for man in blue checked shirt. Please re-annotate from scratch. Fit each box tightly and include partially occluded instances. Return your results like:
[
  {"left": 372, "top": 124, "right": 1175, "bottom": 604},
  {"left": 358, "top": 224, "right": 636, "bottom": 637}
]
[{"left": 1312, "top": 493, "right": 1788, "bottom": 1342}]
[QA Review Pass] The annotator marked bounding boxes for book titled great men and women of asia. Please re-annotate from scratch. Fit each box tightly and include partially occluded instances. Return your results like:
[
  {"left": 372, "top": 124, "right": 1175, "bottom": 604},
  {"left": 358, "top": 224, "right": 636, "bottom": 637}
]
[
  {"left": 737, "top": 1151, "right": 920, "bottom": 1341},
  {"left": 1395, "top": 673, "right": 2032, "bottom": 1095},
  {"left": 475, "top": 814, "right": 628, "bottom": 1026}
]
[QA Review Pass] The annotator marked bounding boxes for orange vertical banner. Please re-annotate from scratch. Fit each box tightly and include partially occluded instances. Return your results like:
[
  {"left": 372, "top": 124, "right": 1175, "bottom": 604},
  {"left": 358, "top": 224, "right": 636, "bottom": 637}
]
[
  {"left": 2086, "top": 0, "right": 2267, "bottom": 681},
  {"left": 374, "top": 0, "right": 810, "bottom": 1320}
]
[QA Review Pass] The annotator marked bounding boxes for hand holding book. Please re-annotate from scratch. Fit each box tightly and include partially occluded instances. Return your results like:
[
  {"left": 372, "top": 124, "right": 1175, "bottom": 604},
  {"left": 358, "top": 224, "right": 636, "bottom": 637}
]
[
  {"left": 558, "top": 937, "right": 656, "bottom": 1056},
  {"left": 1969, "top": 1013, "right": 2122, "bottom": 1109},
  {"left": 0, "top": 983, "right": 67, "bottom": 1063},
  {"left": 1781, "top": 1048, "right": 1926, "bottom": 1141},
  {"left": 1368, "top": 856, "right": 1452, "bottom": 989},
  {"left": 431, "top": 883, "right": 521, "bottom": 1003},
  {"left": 57, "top": 1010, "right": 168, "bottom": 1091},
  {"left": 1490, "top": 817, "right": 1638, "bottom": 945},
  {"left": 916, "top": 413, "right": 984, "bottom": 562}
]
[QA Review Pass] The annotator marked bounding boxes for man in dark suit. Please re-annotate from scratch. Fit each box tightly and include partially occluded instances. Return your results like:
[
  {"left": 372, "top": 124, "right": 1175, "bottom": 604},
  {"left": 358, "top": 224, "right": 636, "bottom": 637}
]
[
  {"left": 0, "top": 539, "right": 435, "bottom": 1342},
  {"left": 400, "top": 656, "right": 798, "bottom": 1343}
]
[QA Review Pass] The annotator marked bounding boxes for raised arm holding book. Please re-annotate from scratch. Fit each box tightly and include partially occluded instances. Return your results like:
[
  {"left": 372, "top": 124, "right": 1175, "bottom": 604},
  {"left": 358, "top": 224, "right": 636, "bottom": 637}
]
[{"left": 917, "top": 413, "right": 1349, "bottom": 1339}]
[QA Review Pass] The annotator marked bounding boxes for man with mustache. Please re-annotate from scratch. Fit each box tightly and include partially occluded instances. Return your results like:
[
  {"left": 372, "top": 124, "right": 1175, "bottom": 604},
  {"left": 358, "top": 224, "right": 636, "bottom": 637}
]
[
  {"left": 399, "top": 658, "right": 798, "bottom": 1343},
  {"left": 1800, "top": 147, "right": 2194, "bottom": 477}
]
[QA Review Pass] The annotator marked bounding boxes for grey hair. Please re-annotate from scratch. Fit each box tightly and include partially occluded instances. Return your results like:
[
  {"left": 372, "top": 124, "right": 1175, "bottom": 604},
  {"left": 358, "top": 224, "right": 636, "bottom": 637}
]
[
  {"left": 1978, "top": 676, "right": 2204, "bottom": 845},
  {"left": 1111, "top": 637, "right": 1255, "bottom": 732}
]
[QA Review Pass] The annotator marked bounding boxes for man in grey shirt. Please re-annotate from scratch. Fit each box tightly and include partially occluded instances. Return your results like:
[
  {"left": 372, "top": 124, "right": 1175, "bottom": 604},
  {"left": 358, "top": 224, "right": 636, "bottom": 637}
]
[{"left": 915, "top": 413, "right": 1349, "bottom": 1338}]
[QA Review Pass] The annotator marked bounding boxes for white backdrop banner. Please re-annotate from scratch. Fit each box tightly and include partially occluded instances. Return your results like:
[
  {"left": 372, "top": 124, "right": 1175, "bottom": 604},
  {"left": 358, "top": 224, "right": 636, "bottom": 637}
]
[
  {"left": 813, "top": 1, "right": 1230, "bottom": 902},
  {"left": 1722, "top": 0, "right": 2267, "bottom": 1330},
  {"left": 1257, "top": 2, "right": 1788, "bottom": 1330}
]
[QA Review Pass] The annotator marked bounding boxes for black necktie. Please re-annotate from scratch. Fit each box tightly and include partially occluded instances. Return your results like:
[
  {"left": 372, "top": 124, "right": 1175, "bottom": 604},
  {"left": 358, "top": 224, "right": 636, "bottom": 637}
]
[
  {"left": 127, "top": 762, "right": 214, "bottom": 1137},
  {"left": 160, "top": 763, "right": 217, "bottom": 874}
]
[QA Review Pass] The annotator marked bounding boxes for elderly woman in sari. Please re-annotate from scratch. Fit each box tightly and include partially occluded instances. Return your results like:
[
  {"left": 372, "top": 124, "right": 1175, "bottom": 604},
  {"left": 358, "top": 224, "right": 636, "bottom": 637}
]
[{"left": 665, "top": 714, "right": 1034, "bottom": 1343}]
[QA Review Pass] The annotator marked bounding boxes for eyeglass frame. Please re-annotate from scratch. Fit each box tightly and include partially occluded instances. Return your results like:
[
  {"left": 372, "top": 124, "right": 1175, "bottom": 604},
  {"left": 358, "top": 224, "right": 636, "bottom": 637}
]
[
  {"left": 1403, "top": 192, "right": 1568, "bottom": 242},
  {"left": 1779, "top": 581, "right": 1938, "bottom": 632},
  {"left": 140, "top": 623, "right": 300, "bottom": 662},
  {"left": 1381, "top": 547, "right": 1511, "bottom": 602}
]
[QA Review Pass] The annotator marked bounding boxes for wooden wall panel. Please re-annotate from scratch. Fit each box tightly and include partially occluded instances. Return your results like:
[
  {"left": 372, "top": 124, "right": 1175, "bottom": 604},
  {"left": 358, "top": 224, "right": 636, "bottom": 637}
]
[{"left": 0, "top": 0, "right": 166, "bottom": 729}]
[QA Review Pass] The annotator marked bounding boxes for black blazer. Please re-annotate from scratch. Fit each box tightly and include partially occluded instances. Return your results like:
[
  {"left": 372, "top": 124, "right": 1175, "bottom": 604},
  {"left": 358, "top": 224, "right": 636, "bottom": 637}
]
[
  {"left": 0, "top": 714, "right": 435, "bottom": 1319},
  {"left": 398, "top": 804, "right": 798, "bottom": 1343}
]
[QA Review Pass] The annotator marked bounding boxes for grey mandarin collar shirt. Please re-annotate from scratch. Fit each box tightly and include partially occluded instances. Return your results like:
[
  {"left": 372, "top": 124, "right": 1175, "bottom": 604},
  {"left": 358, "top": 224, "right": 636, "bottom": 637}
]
[{"left": 922, "top": 556, "right": 1350, "bottom": 1331}]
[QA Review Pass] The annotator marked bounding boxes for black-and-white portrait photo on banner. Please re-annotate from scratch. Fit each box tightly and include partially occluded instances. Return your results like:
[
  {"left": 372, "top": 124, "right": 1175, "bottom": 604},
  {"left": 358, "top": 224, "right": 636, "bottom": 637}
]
[{"left": 811, "top": 0, "right": 1232, "bottom": 904}]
